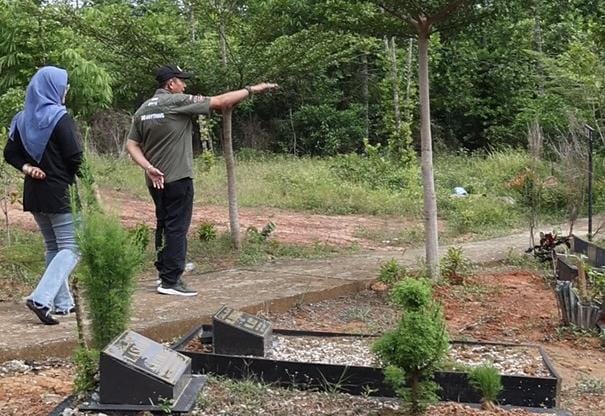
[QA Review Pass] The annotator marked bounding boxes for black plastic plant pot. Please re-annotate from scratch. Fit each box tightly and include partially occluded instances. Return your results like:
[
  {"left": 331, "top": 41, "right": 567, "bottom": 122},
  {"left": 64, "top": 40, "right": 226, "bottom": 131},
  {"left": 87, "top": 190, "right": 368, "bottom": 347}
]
[
  {"left": 572, "top": 235, "right": 605, "bottom": 267},
  {"left": 173, "top": 325, "right": 561, "bottom": 409},
  {"left": 556, "top": 255, "right": 578, "bottom": 282},
  {"left": 572, "top": 235, "right": 589, "bottom": 256}
]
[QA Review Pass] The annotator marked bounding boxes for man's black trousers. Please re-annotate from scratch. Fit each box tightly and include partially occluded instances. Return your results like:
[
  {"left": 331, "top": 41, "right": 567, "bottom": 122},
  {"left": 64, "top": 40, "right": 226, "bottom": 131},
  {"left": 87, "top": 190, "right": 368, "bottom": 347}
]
[{"left": 149, "top": 178, "right": 193, "bottom": 286}]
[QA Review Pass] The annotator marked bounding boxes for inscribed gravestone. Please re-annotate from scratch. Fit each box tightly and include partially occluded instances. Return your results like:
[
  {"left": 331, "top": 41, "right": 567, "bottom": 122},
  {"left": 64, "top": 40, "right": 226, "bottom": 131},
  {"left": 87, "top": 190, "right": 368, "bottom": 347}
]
[
  {"left": 212, "top": 305, "right": 272, "bottom": 356},
  {"left": 100, "top": 330, "right": 191, "bottom": 405}
]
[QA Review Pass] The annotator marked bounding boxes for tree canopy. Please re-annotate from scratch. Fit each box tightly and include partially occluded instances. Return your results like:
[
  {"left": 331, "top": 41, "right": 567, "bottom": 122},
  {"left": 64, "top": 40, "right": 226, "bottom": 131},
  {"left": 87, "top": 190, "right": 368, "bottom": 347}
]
[{"left": 0, "top": 0, "right": 603, "bottom": 152}]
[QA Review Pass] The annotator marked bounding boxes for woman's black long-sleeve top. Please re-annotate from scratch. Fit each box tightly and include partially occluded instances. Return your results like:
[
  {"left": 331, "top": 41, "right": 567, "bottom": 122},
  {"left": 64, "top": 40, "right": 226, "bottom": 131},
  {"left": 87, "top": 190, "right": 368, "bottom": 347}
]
[{"left": 3, "top": 113, "right": 83, "bottom": 213}]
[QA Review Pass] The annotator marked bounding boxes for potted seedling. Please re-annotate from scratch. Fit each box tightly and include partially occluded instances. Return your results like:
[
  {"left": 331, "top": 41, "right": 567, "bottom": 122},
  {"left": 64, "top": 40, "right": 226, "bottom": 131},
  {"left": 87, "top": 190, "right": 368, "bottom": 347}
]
[
  {"left": 468, "top": 363, "right": 503, "bottom": 411},
  {"left": 574, "top": 261, "right": 602, "bottom": 329}
]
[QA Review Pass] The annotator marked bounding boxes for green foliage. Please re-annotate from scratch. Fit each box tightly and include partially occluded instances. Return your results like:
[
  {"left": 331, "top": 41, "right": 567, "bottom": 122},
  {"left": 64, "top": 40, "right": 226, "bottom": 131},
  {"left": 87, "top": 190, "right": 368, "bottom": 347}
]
[
  {"left": 196, "top": 151, "right": 216, "bottom": 175},
  {"left": 468, "top": 363, "right": 503, "bottom": 405},
  {"left": 73, "top": 347, "right": 99, "bottom": 393},
  {"left": 127, "top": 222, "right": 151, "bottom": 254},
  {"left": 0, "top": 229, "right": 45, "bottom": 299},
  {"left": 330, "top": 140, "right": 421, "bottom": 194},
  {"left": 377, "top": 259, "right": 407, "bottom": 285},
  {"left": 57, "top": 48, "right": 112, "bottom": 118},
  {"left": 284, "top": 104, "right": 366, "bottom": 155},
  {"left": 77, "top": 207, "right": 144, "bottom": 350},
  {"left": 74, "top": 156, "right": 144, "bottom": 351},
  {"left": 576, "top": 376, "right": 605, "bottom": 395},
  {"left": 0, "top": 88, "right": 24, "bottom": 128},
  {"left": 389, "top": 278, "right": 433, "bottom": 311},
  {"left": 440, "top": 246, "right": 473, "bottom": 284},
  {"left": 158, "top": 397, "right": 174, "bottom": 414},
  {"left": 444, "top": 196, "right": 518, "bottom": 235},
  {"left": 245, "top": 222, "right": 277, "bottom": 244},
  {"left": 373, "top": 279, "right": 449, "bottom": 414},
  {"left": 197, "top": 222, "right": 217, "bottom": 242}
]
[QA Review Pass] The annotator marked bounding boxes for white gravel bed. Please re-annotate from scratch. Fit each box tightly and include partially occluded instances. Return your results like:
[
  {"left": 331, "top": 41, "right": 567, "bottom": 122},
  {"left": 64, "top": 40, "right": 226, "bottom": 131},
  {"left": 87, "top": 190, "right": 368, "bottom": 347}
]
[
  {"left": 262, "top": 336, "right": 552, "bottom": 377},
  {"left": 449, "top": 344, "right": 552, "bottom": 378},
  {"left": 266, "top": 335, "right": 380, "bottom": 367}
]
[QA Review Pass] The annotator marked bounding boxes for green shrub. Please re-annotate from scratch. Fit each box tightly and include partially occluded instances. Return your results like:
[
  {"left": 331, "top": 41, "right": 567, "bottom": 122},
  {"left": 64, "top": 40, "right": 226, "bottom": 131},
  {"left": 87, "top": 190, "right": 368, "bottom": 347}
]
[
  {"left": 440, "top": 246, "right": 473, "bottom": 284},
  {"left": 196, "top": 150, "right": 216, "bottom": 174},
  {"left": 280, "top": 104, "right": 366, "bottom": 155},
  {"left": 468, "top": 363, "right": 503, "bottom": 410},
  {"left": 128, "top": 222, "right": 151, "bottom": 254},
  {"left": 0, "top": 87, "right": 24, "bottom": 127},
  {"left": 77, "top": 208, "right": 145, "bottom": 350},
  {"left": 330, "top": 143, "right": 422, "bottom": 194},
  {"left": 373, "top": 279, "right": 449, "bottom": 415},
  {"left": 444, "top": 196, "right": 518, "bottom": 234},
  {"left": 377, "top": 259, "right": 406, "bottom": 285},
  {"left": 197, "top": 222, "right": 217, "bottom": 242},
  {"left": 389, "top": 278, "right": 432, "bottom": 311},
  {"left": 73, "top": 347, "right": 99, "bottom": 393}
]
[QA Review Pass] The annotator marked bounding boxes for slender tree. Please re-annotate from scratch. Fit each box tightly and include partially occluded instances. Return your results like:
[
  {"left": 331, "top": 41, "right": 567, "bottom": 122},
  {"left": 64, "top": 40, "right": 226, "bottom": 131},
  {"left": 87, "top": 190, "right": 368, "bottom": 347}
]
[{"left": 365, "top": 0, "right": 482, "bottom": 279}]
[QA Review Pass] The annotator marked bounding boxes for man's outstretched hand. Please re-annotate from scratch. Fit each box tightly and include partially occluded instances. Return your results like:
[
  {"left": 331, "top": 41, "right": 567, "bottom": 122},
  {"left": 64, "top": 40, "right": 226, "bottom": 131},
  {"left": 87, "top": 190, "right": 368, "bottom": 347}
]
[{"left": 250, "top": 83, "right": 279, "bottom": 94}]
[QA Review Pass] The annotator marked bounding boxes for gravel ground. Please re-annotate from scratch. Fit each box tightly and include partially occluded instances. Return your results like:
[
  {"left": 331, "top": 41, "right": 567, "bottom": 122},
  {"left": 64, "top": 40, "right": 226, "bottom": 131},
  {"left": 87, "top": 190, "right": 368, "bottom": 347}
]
[{"left": 206, "top": 334, "right": 553, "bottom": 378}]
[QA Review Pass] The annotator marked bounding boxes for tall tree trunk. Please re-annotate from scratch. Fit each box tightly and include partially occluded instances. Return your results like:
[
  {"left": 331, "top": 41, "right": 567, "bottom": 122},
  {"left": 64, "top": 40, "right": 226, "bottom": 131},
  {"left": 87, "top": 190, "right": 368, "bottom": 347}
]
[
  {"left": 190, "top": 1, "right": 197, "bottom": 42},
  {"left": 533, "top": 3, "right": 544, "bottom": 95},
  {"left": 405, "top": 38, "right": 414, "bottom": 113},
  {"left": 218, "top": 11, "right": 240, "bottom": 248},
  {"left": 389, "top": 37, "right": 401, "bottom": 131},
  {"left": 360, "top": 52, "right": 370, "bottom": 139},
  {"left": 223, "top": 108, "right": 241, "bottom": 248},
  {"left": 417, "top": 22, "right": 440, "bottom": 280},
  {"left": 219, "top": 19, "right": 228, "bottom": 67}
]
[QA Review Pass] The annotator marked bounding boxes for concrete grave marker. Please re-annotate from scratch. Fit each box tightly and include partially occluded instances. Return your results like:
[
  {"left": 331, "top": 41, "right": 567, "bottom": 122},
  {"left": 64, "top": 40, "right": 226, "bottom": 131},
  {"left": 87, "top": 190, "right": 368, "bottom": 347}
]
[
  {"left": 99, "top": 330, "right": 193, "bottom": 406},
  {"left": 212, "top": 305, "right": 272, "bottom": 356}
]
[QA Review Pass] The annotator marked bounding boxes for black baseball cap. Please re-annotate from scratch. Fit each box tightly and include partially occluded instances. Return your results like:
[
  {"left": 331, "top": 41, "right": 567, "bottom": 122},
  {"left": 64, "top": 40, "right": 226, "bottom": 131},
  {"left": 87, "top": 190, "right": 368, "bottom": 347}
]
[{"left": 155, "top": 64, "right": 193, "bottom": 83}]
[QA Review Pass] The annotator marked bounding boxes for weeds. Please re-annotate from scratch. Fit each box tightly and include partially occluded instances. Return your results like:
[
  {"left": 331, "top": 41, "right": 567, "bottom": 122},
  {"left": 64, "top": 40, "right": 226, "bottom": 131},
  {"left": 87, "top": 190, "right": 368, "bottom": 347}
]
[
  {"left": 0, "top": 229, "right": 45, "bottom": 299},
  {"left": 576, "top": 376, "right": 605, "bottom": 395},
  {"left": 197, "top": 221, "right": 217, "bottom": 242},
  {"left": 440, "top": 246, "right": 473, "bottom": 284},
  {"left": 342, "top": 306, "right": 372, "bottom": 323},
  {"left": 85, "top": 149, "right": 588, "bottom": 239},
  {"left": 73, "top": 347, "right": 99, "bottom": 394},
  {"left": 377, "top": 259, "right": 407, "bottom": 286}
]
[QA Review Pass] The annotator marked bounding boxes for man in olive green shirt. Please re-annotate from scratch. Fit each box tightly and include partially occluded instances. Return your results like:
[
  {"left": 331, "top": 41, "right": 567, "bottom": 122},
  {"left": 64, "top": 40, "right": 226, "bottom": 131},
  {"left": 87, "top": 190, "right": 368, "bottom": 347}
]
[{"left": 127, "top": 64, "right": 277, "bottom": 296}]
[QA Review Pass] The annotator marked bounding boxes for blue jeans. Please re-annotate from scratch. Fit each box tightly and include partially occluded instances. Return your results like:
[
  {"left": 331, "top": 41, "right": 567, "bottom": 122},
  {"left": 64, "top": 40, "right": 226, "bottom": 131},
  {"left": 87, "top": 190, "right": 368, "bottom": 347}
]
[{"left": 28, "top": 212, "right": 79, "bottom": 312}]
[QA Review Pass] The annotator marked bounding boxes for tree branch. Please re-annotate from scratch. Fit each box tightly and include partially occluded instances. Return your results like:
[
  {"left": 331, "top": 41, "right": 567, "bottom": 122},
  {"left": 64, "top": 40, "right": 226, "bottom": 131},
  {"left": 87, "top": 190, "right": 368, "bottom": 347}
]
[
  {"left": 373, "top": 1, "right": 418, "bottom": 28},
  {"left": 428, "top": 0, "right": 472, "bottom": 26}
]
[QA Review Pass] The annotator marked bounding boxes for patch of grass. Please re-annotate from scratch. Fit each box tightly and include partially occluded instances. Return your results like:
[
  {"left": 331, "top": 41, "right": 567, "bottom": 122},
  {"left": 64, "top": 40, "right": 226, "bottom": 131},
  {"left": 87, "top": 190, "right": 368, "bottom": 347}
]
[
  {"left": 0, "top": 229, "right": 45, "bottom": 299},
  {"left": 187, "top": 231, "right": 351, "bottom": 271},
  {"left": 89, "top": 149, "right": 577, "bottom": 240},
  {"left": 554, "top": 324, "right": 601, "bottom": 341},
  {"left": 576, "top": 376, "right": 605, "bottom": 395},
  {"left": 450, "top": 282, "right": 502, "bottom": 300},
  {"left": 341, "top": 306, "right": 373, "bottom": 323},
  {"left": 469, "top": 363, "right": 503, "bottom": 406},
  {"left": 354, "top": 223, "right": 424, "bottom": 247},
  {"left": 377, "top": 259, "right": 407, "bottom": 286}
]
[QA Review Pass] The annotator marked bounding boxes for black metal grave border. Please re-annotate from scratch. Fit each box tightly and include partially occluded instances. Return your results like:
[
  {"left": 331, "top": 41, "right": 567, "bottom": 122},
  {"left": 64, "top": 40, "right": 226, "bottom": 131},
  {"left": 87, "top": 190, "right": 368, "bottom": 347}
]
[{"left": 173, "top": 325, "right": 561, "bottom": 409}]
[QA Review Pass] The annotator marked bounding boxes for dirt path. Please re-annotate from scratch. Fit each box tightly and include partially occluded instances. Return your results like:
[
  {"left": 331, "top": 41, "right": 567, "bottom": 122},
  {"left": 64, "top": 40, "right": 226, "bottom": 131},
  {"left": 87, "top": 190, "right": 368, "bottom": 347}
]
[{"left": 4, "top": 189, "right": 420, "bottom": 250}]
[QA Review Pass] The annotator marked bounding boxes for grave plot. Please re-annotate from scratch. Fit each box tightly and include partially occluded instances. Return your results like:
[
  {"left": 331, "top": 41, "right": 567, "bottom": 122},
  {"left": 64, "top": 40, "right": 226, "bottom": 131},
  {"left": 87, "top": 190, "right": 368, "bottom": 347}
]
[{"left": 173, "top": 308, "right": 561, "bottom": 409}]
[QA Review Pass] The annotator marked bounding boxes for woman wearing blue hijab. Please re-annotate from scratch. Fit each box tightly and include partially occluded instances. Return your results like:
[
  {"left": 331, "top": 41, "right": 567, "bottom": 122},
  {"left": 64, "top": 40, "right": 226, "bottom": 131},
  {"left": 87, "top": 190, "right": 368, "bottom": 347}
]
[{"left": 3, "top": 66, "right": 83, "bottom": 325}]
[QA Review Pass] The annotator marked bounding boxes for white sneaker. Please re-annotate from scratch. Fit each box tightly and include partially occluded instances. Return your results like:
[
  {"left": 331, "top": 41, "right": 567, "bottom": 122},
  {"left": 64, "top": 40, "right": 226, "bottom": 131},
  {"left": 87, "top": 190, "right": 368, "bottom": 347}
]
[
  {"left": 156, "top": 262, "right": 196, "bottom": 286},
  {"left": 157, "top": 281, "right": 198, "bottom": 296}
]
